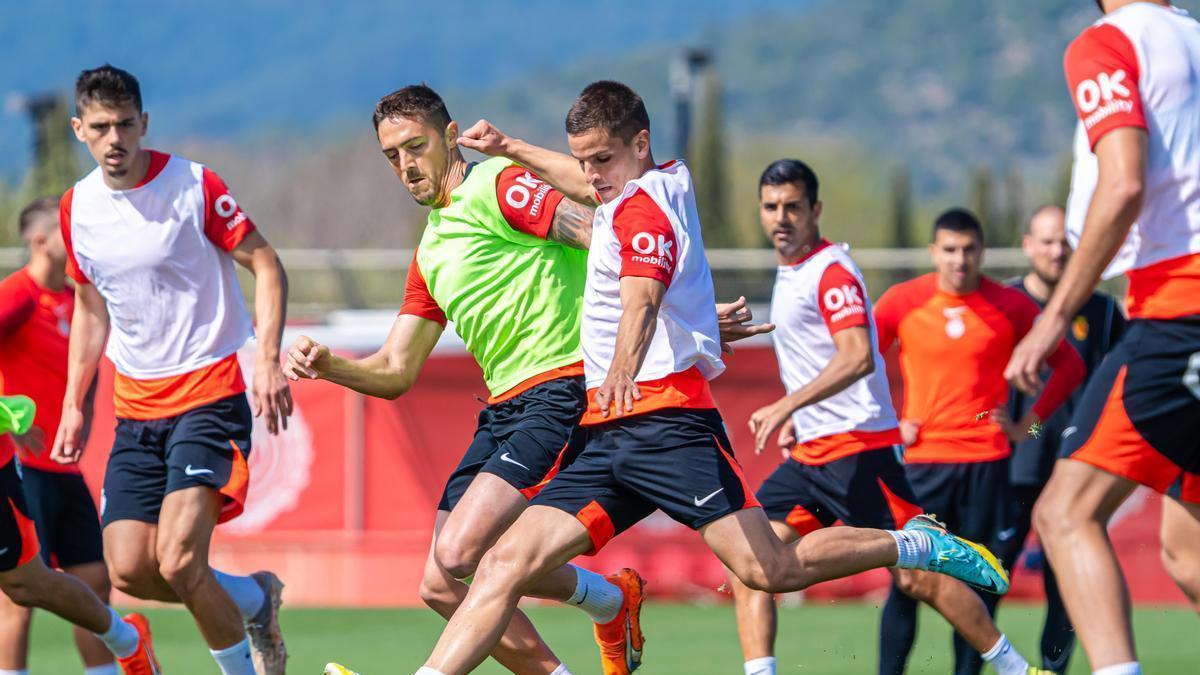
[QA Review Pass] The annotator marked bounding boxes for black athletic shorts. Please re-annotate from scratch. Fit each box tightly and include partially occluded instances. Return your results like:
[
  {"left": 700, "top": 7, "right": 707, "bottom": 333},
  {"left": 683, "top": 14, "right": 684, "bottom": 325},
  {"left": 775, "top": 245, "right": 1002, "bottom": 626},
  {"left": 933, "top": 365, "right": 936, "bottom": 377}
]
[
  {"left": 102, "top": 393, "right": 252, "bottom": 526},
  {"left": 758, "top": 445, "right": 923, "bottom": 536},
  {"left": 0, "top": 459, "right": 40, "bottom": 573},
  {"left": 1061, "top": 319, "right": 1200, "bottom": 503},
  {"left": 438, "top": 376, "right": 587, "bottom": 512},
  {"left": 21, "top": 467, "right": 103, "bottom": 568},
  {"left": 904, "top": 458, "right": 1017, "bottom": 560},
  {"left": 531, "top": 407, "right": 758, "bottom": 554}
]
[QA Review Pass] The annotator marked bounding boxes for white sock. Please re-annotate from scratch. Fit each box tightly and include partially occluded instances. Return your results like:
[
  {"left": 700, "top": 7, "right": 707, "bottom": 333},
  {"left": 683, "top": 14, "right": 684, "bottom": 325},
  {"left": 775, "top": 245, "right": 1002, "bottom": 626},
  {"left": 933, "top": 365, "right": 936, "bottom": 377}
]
[
  {"left": 565, "top": 565, "right": 623, "bottom": 624},
  {"left": 888, "top": 529, "right": 932, "bottom": 569},
  {"left": 1093, "top": 663, "right": 1142, "bottom": 675},
  {"left": 981, "top": 634, "right": 1029, "bottom": 675},
  {"left": 549, "top": 664, "right": 572, "bottom": 675},
  {"left": 210, "top": 637, "right": 255, "bottom": 675},
  {"left": 93, "top": 607, "right": 139, "bottom": 659},
  {"left": 744, "top": 656, "right": 777, "bottom": 675},
  {"left": 84, "top": 665, "right": 119, "bottom": 675},
  {"left": 212, "top": 569, "right": 267, "bottom": 620},
  {"left": 415, "top": 669, "right": 447, "bottom": 675},
  {"left": 0, "top": 669, "right": 29, "bottom": 675}
]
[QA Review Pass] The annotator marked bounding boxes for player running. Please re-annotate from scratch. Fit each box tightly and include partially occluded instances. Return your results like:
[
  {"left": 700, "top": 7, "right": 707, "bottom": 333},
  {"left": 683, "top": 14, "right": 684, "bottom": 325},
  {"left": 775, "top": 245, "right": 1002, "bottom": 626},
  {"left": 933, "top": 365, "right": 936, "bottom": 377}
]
[
  {"left": 729, "top": 160, "right": 1047, "bottom": 675},
  {"left": 1003, "top": 205, "right": 1125, "bottom": 674},
  {"left": 873, "top": 208, "right": 1084, "bottom": 675},
  {"left": 414, "top": 80, "right": 1009, "bottom": 675},
  {"left": 1006, "top": 2, "right": 1200, "bottom": 673},
  {"left": 0, "top": 197, "right": 114, "bottom": 673},
  {"left": 0, "top": 395, "right": 161, "bottom": 674},
  {"left": 52, "top": 65, "right": 290, "bottom": 675}
]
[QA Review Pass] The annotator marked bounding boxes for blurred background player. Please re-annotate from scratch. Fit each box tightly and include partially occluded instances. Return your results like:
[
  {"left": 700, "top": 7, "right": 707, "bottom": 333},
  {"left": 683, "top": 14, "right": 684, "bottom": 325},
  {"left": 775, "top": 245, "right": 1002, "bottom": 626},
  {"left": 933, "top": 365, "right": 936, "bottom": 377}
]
[
  {"left": 0, "top": 394, "right": 160, "bottom": 674},
  {"left": 0, "top": 197, "right": 111, "bottom": 673},
  {"left": 1003, "top": 204, "right": 1125, "bottom": 674},
  {"left": 51, "top": 65, "right": 291, "bottom": 675},
  {"left": 417, "top": 81, "right": 1010, "bottom": 675},
  {"left": 873, "top": 208, "right": 1084, "bottom": 675},
  {"left": 1006, "top": 2, "right": 1200, "bottom": 673},
  {"left": 729, "top": 160, "right": 1042, "bottom": 675}
]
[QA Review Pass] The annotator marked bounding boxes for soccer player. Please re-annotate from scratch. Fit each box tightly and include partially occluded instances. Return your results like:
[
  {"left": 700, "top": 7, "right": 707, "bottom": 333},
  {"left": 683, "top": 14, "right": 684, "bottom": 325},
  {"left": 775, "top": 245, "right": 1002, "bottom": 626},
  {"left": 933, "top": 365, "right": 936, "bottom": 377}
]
[
  {"left": 414, "top": 81, "right": 1009, "bottom": 675},
  {"left": 51, "top": 65, "right": 290, "bottom": 675},
  {"left": 1006, "top": 2, "right": 1200, "bottom": 673},
  {"left": 0, "top": 395, "right": 161, "bottom": 674},
  {"left": 873, "top": 208, "right": 1085, "bottom": 675},
  {"left": 0, "top": 197, "right": 113, "bottom": 673},
  {"left": 729, "top": 160, "right": 1045, "bottom": 675},
  {"left": 1003, "top": 204, "right": 1125, "bottom": 673}
]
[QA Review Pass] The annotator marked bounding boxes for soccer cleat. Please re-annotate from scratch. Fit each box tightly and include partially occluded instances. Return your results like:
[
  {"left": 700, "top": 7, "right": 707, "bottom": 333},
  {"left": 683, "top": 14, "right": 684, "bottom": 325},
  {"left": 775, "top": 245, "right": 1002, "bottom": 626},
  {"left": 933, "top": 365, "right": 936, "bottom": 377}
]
[
  {"left": 905, "top": 514, "right": 1010, "bottom": 594},
  {"left": 324, "top": 664, "right": 360, "bottom": 675},
  {"left": 116, "top": 613, "right": 161, "bottom": 675},
  {"left": 1028, "top": 669, "right": 1055, "bottom": 674},
  {"left": 593, "top": 568, "right": 646, "bottom": 674},
  {"left": 246, "top": 570, "right": 288, "bottom": 675}
]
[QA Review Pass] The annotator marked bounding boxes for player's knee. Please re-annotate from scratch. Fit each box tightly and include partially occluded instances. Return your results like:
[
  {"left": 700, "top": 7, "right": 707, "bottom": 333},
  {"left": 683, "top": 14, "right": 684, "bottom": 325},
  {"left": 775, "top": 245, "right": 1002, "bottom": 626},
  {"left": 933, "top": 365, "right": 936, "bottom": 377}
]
[
  {"left": 892, "top": 569, "right": 932, "bottom": 601},
  {"left": 156, "top": 547, "right": 205, "bottom": 597},
  {"left": 418, "top": 570, "right": 458, "bottom": 612},
  {"left": 733, "top": 557, "right": 790, "bottom": 593},
  {"left": 107, "top": 556, "right": 158, "bottom": 598},
  {"left": 474, "top": 544, "right": 537, "bottom": 594},
  {"left": 433, "top": 534, "right": 483, "bottom": 581},
  {"left": 1161, "top": 543, "right": 1200, "bottom": 603},
  {"left": 1032, "top": 493, "right": 1072, "bottom": 540},
  {"left": 0, "top": 574, "right": 40, "bottom": 608}
]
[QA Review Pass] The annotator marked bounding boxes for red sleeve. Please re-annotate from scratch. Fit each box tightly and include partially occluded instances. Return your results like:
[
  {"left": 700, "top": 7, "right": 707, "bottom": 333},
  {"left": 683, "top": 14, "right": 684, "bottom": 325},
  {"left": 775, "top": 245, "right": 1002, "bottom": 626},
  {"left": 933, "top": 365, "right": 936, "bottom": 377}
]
[
  {"left": 201, "top": 167, "right": 257, "bottom": 252},
  {"left": 1064, "top": 23, "right": 1147, "bottom": 149},
  {"left": 1032, "top": 337, "right": 1086, "bottom": 421},
  {"left": 496, "top": 165, "right": 566, "bottom": 239},
  {"left": 872, "top": 287, "right": 902, "bottom": 352},
  {"left": 817, "top": 263, "right": 869, "bottom": 334},
  {"left": 59, "top": 188, "right": 90, "bottom": 285},
  {"left": 612, "top": 189, "right": 677, "bottom": 288},
  {"left": 399, "top": 252, "right": 447, "bottom": 326},
  {"left": 0, "top": 275, "right": 35, "bottom": 341}
]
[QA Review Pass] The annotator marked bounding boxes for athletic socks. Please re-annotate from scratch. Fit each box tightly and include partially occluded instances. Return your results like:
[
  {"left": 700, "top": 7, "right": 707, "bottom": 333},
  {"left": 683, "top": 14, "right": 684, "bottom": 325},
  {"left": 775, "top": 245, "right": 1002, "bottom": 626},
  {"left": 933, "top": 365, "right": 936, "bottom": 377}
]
[
  {"left": 566, "top": 565, "right": 623, "bottom": 624},
  {"left": 1093, "top": 663, "right": 1142, "bottom": 675},
  {"left": 744, "top": 656, "right": 777, "bottom": 675},
  {"left": 210, "top": 637, "right": 255, "bottom": 675},
  {"left": 981, "top": 634, "right": 1030, "bottom": 675},
  {"left": 0, "top": 669, "right": 29, "bottom": 675},
  {"left": 888, "top": 529, "right": 932, "bottom": 569},
  {"left": 415, "top": 668, "right": 447, "bottom": 675},
  {"left": 549, "top": 664, "right": 573, "bottom": 675},
  {"left": 93, "top": 607, "right": 139, "bottom": 659},
  {"left": 84, "top": 665, "right": 119, "bottom": 675},
  {"left": 212, "top": 568, "right": 267, "bottom": 620}
]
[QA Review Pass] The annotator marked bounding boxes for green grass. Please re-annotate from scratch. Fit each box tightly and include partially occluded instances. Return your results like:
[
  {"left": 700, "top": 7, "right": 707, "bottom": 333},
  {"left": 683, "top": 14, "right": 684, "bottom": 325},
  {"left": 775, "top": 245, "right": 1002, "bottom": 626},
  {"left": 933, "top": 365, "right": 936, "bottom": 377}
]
[{"left": 26, "top": 602, "right": 1197, "bottom": 674}]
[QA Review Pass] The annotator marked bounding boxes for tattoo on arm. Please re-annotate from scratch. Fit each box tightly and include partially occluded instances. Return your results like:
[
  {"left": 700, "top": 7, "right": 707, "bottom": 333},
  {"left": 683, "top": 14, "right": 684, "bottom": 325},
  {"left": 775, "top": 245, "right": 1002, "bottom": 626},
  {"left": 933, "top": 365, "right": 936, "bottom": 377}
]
[{"left": 548, "top": 200, "right": 594, "bottom": 250}]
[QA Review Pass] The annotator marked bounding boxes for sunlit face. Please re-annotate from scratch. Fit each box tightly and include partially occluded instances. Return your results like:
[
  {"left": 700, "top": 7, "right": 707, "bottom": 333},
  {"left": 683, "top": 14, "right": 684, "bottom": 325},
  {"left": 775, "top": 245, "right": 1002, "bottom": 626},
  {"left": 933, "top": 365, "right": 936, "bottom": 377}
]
[
  {"left": 71, "top": 101, "right": 147, "bottom": 179},
  {"left": 567, "top": 128, "right": 650, "bottom": 204},
  {"left": 377, "top": 115, "right": 458, "bottom": 207},
  {"left": 1023, "top": 208, "right": 1070, "bottom": 286},
  {"left": 759, "top": 182, "right": 822, "bottom": 262},
  {"left": 929, "top": 228, "right": 983, "bottom": 293}
]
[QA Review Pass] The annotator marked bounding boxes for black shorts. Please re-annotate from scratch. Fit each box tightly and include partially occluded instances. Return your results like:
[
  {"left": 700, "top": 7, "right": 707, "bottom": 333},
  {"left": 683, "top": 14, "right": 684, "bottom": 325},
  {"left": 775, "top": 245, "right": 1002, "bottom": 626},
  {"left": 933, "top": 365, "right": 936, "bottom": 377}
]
[
  {"left": 757, "top": 446, "right": 923, "bottom": 536},
  {"left": 1062, "top": 319, "right": 1200, "bottom": 503},
  {"left": 102, "top": 394, "right": 252, "bottom": 527},
  {"left": 21, "top": 467, "right": 103, "bottom": 568},
  {"left": 904, "top": 458, "right": 1016, "bottom": 558},
  {"left": 438, "top": 376, "right": 587, "bottom": 512},
  {"left": 0, "top": 459, "right": 39, "bottom": 573},
  {"left": 531, "top": 408, "right": 758, "bottom": 553}
]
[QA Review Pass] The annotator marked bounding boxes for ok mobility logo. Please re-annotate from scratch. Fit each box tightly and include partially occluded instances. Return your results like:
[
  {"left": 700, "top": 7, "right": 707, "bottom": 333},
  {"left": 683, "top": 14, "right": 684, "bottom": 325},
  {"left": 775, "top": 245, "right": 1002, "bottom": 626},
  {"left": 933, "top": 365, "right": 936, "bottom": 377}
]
[{"left": 1076, "top": 69, "right": 1134, "bottom": 130}]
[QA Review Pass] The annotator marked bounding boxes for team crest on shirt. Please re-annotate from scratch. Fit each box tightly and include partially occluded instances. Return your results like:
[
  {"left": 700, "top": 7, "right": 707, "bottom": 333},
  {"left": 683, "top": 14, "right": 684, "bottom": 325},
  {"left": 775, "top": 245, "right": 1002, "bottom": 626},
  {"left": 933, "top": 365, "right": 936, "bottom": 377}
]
[
  {"left": 943, "top": 306, "right": 967, "bottom": 339},
  {"left": 1072, "top": 315, "right": 1090, "bottom": 341}
]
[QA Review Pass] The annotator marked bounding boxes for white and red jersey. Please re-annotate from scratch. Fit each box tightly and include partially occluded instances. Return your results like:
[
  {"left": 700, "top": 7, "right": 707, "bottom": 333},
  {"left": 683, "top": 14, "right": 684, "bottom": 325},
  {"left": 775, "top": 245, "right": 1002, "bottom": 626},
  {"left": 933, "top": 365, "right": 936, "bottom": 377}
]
[
  {"left": 1064, "top": 3, "right": 1200, "bottom": 319},
  {"left": 770, "top": 241, "right": 900, "bottom": 464},
  {"left": 580, "top": 160, "right": 723, "bottom": 423},
  {"left": 61, "top": 150, "right": 257, "bottom": 419}
]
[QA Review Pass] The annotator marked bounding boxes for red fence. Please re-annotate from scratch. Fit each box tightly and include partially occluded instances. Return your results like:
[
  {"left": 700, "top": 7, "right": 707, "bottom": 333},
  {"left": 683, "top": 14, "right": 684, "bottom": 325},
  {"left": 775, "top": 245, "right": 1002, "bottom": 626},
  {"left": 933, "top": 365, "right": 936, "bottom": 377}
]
[{"left": 75, "top": 346, "right": 1188, "bottom": 607}]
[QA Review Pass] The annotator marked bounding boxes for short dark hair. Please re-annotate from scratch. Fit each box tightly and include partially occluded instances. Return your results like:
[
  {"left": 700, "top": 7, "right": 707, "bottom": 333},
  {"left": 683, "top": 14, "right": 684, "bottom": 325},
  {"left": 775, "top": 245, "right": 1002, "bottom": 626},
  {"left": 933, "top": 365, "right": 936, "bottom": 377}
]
[
  {"left": 759, "top": 159, "right": 819, "bottom": 206},
  {"left": 18, "top": 196, "right": 58, "bottom": 238},
  {"left": 75, "top": 64, "right": 142, "bottom": 115},
  {"left": 565, "top": 81, "right": 650, "bottom": 142},
  {"left": 372, "top": 84, "right": 451, "bottom": 132},
  {"left": 932, "top": 207, "right": 985, "bottom": 244}
]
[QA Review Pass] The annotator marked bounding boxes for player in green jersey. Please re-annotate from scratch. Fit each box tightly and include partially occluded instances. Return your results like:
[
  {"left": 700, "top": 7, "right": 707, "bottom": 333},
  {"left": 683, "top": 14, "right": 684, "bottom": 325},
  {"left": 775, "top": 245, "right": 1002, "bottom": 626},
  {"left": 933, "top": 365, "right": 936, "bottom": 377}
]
[{"left": 285, "top": 85, "right": 768, "bottom": 675}]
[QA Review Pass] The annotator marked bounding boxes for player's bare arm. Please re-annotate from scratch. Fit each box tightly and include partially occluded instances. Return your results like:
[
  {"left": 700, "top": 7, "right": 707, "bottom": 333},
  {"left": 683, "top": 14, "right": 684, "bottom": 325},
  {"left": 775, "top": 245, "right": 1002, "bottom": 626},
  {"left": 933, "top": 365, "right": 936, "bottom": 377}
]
[
  {"left": 748, "top": 325, "right": 874, "bottom": 453},
  {"left": 458, "top": 119, "right": 598, "bottom": 206},
  {"left": 231, "top": 230, "right": 293, "bottom": 434},
  {"left": 593, "top": 277, "right": 665, "bottom": 418},
  {"left": 1006, "top": 127, "right": 1147, "bottom": 394},
  {"left": 51, "top": 283, "right": 109, "bottom": 464},
  {"left": 285, "top": 313, "right": 444, "bottom": 400},
  {"left": 546, "top": 198, "right": 594, "bottom": 250}
]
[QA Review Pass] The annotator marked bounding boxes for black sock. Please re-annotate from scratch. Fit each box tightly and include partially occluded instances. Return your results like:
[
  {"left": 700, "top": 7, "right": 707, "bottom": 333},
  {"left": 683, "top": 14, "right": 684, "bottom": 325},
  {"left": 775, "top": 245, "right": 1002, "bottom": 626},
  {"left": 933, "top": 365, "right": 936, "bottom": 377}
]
[
  {"left": 879, "top": 582, "right": 919, "bottom": 675},
  {"left": 1041, "top": 562, "right": 1076, "bottom": 673}
]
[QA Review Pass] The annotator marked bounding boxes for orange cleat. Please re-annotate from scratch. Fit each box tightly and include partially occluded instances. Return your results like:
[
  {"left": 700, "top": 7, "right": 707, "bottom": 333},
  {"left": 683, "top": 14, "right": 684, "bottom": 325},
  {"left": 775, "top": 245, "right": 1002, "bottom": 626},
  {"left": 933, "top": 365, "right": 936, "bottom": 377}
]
[
  {"left": 592, "top": 568, "right": 646, "bottom": 674},
  {"left": 116, "top": 613, "right": 162, "bottom": 675}
]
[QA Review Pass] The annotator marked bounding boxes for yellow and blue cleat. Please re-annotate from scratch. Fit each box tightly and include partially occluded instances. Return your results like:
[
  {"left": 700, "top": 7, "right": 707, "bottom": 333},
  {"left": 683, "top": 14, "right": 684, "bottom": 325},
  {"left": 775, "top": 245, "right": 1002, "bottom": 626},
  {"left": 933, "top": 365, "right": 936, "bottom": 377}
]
[
  {"left": 905, "top": 514, "right": 1010, "bottom": 594},
  {"left": 324, "top": 664, "right": 360, "bottom": 675}
]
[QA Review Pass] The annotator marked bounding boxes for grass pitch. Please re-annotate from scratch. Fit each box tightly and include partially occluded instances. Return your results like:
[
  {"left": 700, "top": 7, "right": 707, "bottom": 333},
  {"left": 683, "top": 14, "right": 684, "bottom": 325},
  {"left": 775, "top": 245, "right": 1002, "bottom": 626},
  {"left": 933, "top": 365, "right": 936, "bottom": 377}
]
[{"left": 26, "top": 601, "right": 1197, "bottom": 673}]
